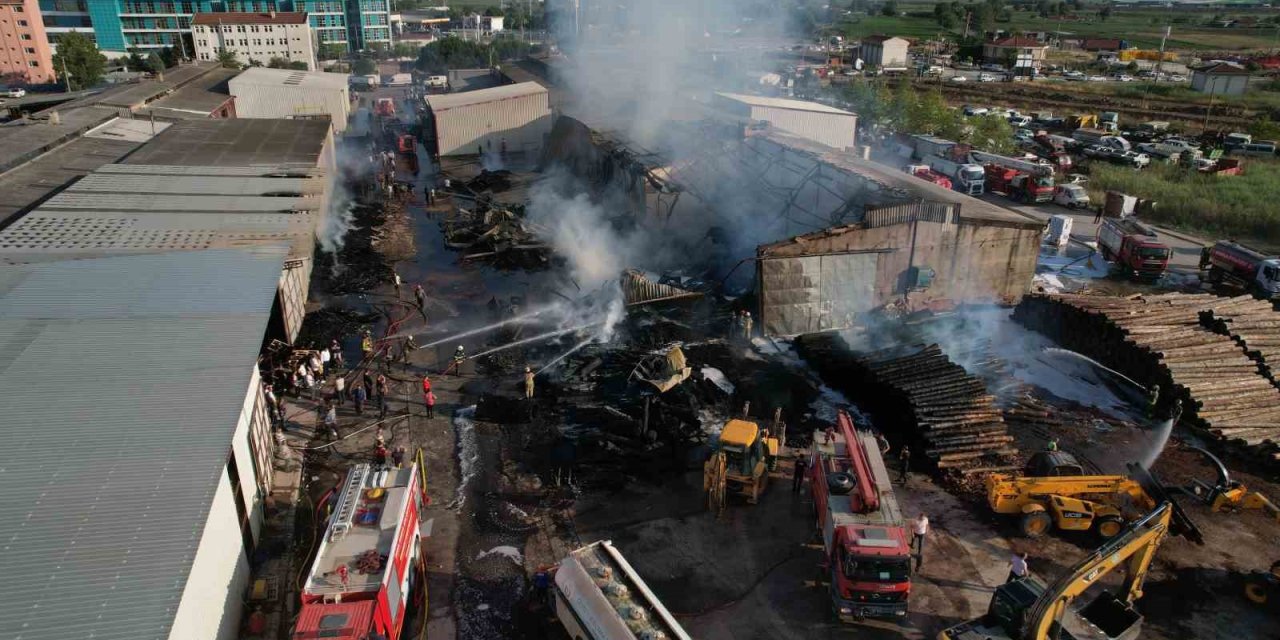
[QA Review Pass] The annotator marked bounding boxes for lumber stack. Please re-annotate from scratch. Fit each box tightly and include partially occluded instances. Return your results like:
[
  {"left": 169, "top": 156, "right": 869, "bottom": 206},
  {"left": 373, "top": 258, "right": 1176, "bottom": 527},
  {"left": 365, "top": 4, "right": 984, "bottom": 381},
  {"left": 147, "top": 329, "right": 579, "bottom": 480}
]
[
  {"left": 796, "top": 334, "right": 1019, "bottom": 474},
  {"left": 1013, "top": 292, "right": 1280, "bottom": 463},
  {"left": 1198, "top": 295, "right": 1280, "bottom": 384}
]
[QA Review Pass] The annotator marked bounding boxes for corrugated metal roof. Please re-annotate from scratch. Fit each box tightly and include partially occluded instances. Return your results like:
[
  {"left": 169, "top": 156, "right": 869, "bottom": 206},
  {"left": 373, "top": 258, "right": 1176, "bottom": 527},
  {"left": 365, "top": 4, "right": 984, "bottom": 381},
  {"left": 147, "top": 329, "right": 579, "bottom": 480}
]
[
  {"left": 0, "top": 210, "right": 311, "bottom": 263},
  {"left": 426, "top": 81, "right": 547, "bottom": 110},
  {"left": 95, "top": 163, "right": 325, "bottom": 178},
  {"left": 229, "top": 66, "right": 351, "bottom": 90},
  {"left": 715, "top": 92, "right": 855, "bottom": 115},
  {"left": 0, "top": 247, "right": 288, "bottom": 640},
  {"left": 70, "top": 173, "right": 324, "bottom": 196},
  {"left": 41, "top": 192, "right": 315, "bottom": 213}
]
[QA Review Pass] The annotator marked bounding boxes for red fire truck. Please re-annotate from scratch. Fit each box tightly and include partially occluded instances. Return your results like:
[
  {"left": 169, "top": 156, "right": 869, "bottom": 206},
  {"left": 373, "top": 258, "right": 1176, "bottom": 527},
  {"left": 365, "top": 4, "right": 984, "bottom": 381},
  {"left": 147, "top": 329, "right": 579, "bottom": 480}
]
[
  {"left": 809, "top": 410, "right": 912, "bottom": 621},
  {"left": 968, "top": 150, "right": 1055, "bottom": 203},
  {"left": 1097, "top": 217, "right": 1172, "bottom": 281},
  {"left": 904, "top": 164, "right": 954, "bottom": 191},
  {"left": 293, "top": 463, "right": 426, "bottom": 640}
]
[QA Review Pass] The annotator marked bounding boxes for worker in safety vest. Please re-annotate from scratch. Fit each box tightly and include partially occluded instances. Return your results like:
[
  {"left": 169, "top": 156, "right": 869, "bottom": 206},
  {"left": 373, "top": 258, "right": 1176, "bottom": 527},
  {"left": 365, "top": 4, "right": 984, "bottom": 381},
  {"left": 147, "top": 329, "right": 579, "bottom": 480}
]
[{"left": 524, "top": 367, "right": 535, "bottom": 399}]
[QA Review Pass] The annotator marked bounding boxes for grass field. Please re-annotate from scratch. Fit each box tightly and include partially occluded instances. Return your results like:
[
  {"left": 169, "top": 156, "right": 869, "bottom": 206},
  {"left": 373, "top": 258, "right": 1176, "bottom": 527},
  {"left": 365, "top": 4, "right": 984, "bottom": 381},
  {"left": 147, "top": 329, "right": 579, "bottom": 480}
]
[{"left": 1085, "top": 159, "right": 1280, "bottom": 244}]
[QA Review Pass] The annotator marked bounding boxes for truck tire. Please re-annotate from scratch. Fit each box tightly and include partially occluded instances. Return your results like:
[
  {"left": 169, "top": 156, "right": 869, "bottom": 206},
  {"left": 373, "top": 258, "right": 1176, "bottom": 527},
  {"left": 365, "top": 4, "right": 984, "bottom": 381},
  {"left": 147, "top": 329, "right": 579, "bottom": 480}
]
[
  {"left": 1209, "top": 266, "right": 1224, "bottom": 284},
  {"left": 1245, "top": 579, "right": 1269, "bottom": 605},
  {"left": 1094, "top": 514, "right": 1124, "bottom": 540},
  {"left": 1020, "top": 511, "right": 1053, "bottom": 537}
]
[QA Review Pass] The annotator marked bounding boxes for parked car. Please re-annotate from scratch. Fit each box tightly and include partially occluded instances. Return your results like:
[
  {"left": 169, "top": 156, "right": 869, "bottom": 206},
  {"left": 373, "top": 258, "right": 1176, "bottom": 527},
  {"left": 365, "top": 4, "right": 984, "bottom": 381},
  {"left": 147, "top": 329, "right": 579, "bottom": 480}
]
[
  {"left": 1114, "top": 74, "right": 1135, "bottom": 82},
  {"left": 1087, "top": 75, "right": 1109, "bottom": 82},
  {"left": 1159, "top": 137, "right": 1200, "bottom": 153},
  {"left": 1053, "top": 183, "right": 1091, "bottom": 209},
  {"left": 962, "top": 105, "right": 989, "bottom": 116},
  {"left": 1234, "top": 141, "right": 1278, "bottom": 157},
  {"left": 978, "top": 73, "right": 997, "bottom": 82},
  {"left": 982, "top": 63, "right": 1006, "bottom": 72},
  {"left": 5, "top": 87, "right": 26, "bottom": 98},
  {"left": 1086, "top": 145, "right": 1149, "bottom": 168},
  {"left": 1014, "top": 128, "right": 1035, "bottom": 142},
  {"left": 949, "top": 75, "right": 968, "bottom": 82},
  {"left": 1168, "top": 74, "right": 1187, "bottom": 82},
  {"left": 1064, "top": 71, "right": 1085, "bottom": 81}
]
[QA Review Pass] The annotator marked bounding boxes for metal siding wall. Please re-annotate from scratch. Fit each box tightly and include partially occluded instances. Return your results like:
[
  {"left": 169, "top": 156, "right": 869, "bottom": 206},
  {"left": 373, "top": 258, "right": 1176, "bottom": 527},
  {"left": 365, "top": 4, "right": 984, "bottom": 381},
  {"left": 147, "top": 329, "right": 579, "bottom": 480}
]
[
  {"left": 280, "top": 259, "right": 310, "bottom": 343},
  {"left": 166, "top": 467, "right": 251, "bottom": 640},
  {"left": 233, "top": 368, "right": 268, "bottom": 540},
  {"left": 436, "top": 93, "right": 552, "bottom": 156},
  {"left": 759, "top": 253, "right": 878, "bottom": 335},
  {"left": 228, "top": 81, "right": 350, "bottom": 132},
  {"left": 751, "top": 106, "right": 856, "bottom": 149}
]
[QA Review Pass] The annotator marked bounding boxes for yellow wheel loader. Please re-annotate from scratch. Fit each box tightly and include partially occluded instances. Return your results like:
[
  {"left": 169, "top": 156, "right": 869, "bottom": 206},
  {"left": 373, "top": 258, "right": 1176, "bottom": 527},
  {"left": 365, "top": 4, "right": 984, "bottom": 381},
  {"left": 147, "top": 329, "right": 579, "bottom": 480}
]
[{"left": 986, "top": 452, "right": 1156, "bottom": 540}]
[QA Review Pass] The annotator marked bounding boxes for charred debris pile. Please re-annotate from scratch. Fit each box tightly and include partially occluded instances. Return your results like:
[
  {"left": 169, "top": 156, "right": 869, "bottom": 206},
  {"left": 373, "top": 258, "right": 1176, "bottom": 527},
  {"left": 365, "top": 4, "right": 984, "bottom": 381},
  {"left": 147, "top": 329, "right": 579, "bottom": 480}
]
[
  {"left": 796, "top": 333, "right": 1022, "bottom": 479},
  {"left": 1015, "top": 292, "right": 1280, "bottom": 464},
  {"left": 441, "top": 170, "right": 550, "bottom": 267}
]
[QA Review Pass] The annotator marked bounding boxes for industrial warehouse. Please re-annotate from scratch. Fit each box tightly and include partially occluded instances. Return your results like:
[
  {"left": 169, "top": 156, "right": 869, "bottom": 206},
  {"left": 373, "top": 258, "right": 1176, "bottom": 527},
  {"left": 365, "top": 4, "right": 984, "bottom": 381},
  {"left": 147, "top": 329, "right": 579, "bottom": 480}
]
[{"left": 0, "top": 4, "right": 1278, "bottom": 640}]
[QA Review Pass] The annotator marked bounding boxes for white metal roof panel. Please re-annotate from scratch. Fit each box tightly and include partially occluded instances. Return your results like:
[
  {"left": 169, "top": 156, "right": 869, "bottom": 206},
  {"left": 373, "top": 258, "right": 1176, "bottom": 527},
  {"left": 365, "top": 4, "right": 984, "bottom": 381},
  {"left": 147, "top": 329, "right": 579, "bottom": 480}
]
[
  {"left": 715, "top": 92, "right": 855, "bottom": 115},
  {"left": 426, "top": 81, "right": 548, "bottom": 111},
  {"left": 229, "top": 66, "right": 351, "bottom": 90},
  {"left": 70, "top": 173, "right": 324, "bottom": 196},
  {"left": 0, "top": 247, "right": 288, "bottom": 640},
  {"left": 40, "top": 191, "right": 315, "bottom": 213},
  {"left": 95, "top": 163, "right": 325, "bottom": 178}
]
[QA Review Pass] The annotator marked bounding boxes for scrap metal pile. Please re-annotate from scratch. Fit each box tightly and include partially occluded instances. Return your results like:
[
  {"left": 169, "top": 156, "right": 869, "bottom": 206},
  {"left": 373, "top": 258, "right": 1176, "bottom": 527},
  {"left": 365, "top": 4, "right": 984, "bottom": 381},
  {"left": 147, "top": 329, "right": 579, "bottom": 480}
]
[
  {"left": 797, "top": 334, "right": 1020, "bottom": 475},
  {"left": 442, "top": 201, "right": 549, "bottom": 265},
  {"left": 1014, "top": 292, "right": 1280, "bottom": 463}
]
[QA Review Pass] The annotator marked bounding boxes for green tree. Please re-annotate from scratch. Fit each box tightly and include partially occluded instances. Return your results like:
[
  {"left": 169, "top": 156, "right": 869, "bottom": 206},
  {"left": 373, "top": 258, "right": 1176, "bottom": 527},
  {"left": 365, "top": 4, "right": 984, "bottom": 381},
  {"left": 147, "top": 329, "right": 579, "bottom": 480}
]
[
  {"left": 215, "top": 49, "right": 240, "bottom": 69},
  {"left": 352, "top": 56, "right": 377, "bottom": 75},
  {"left": 318, "top": 43, "right": 344, "bottom": 60},
  {"left": 288, "top": 60, "right": 309, "bottom": 70},
  {"left": 158, "top": 45, "right": 179, "bottom": 68},
  {"left": 125, "top": 52, "right": 147, "bottom": 72},
  {"left": 881, "top": 0, "right": 898, "bottom": 16},
  {"left": 267, "top": 56, "right": 290, "bottom": 68},
  {"left": 53, "top": 32, "right": 106, "bottom": 90},
  {"left": 483, "top": 5, "right": 503, "bottom": 16},
  {"left": 1126, "top": 61, "right": 1140, "bottom": 73},
  {"left": 1099, "top": 3, "right": 1112, "bottom": 20},
  {"left": 145, "top": 52, "right": 165, "bottom": 74},
  {"left": 392, "top": 42, "right": 419, "bottom": 59},
  {"left": 966, "top": 114, "right": 1016, "bottom": 155},
  {"left": 248, "top": 57, "right": 264, "bottom": 67}
]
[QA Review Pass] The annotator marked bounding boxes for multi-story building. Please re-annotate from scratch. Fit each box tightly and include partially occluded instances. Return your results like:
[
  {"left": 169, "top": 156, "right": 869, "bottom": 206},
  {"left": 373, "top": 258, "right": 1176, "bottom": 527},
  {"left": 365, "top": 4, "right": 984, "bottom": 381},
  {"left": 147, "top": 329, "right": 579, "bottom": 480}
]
[
  {"left": 39, "top": 0, "right": 386, "bottom": 53},
  {"left": 192, "top": 11, "right": 316, "bottom": 69},
  {"left": 0, "top": 0, "right": 56, "bottom": 84}
]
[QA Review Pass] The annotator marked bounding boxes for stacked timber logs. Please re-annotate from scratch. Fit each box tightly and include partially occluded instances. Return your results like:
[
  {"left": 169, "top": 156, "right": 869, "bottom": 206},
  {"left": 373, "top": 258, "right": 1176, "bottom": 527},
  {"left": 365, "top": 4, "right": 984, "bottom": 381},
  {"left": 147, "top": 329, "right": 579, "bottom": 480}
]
[
  {"left": 1199, "top": 295, "right": 1280, "bottom": 384},
  {"left": 796, "top": 334, "right": 1019, "bottom": 475},
  {"left": 1014, "top": 292, "right": 1280, "bottom": 462}
]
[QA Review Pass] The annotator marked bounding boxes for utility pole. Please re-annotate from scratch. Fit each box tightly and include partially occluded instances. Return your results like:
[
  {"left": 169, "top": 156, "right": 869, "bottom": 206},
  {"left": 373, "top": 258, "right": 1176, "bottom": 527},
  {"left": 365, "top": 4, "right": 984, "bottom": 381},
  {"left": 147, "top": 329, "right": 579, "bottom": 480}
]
[
  {"left": 61, "top": 55, "right": 72, "bottom": 92},
  {"left": 1141, "top": 25, "right": 1170, "bottom": 110}
]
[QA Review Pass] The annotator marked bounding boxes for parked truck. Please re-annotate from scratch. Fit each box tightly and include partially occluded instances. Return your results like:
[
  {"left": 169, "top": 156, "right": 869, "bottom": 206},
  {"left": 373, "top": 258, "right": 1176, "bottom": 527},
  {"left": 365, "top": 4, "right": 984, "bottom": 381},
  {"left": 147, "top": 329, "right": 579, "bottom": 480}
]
[
  {"left": 1100, "top": 111, "right": 1119, "bottom": 132},
  {"left": 1206, "top": 241, "right": 1280, "bottom": 299},
  {"left": 809, "top": 410, "right": 912, "bottom": 621},
  {"left": 548, "top": 540, "right": 693, "bottom": 640},
  {"left": 908, "top": 134, "right": 956, "bottom": 161},
  {"left": 923, "top": 154, "right": 985, "bottom": 195},
  {"left": 969, "top": 150, "right": 1055, "bottom": 203},
  {"left": 1097, "top": 217, "right": 1172, "bottom": 280},
  {"left": 1072, "top": 128, "right": 1130, "bottom": 151},
  {"left": 1029, "top": 133, "right": 1073, "bottom": 171},
  {"left": 904, "top": 164, "right": 953, "bottom": 190}
]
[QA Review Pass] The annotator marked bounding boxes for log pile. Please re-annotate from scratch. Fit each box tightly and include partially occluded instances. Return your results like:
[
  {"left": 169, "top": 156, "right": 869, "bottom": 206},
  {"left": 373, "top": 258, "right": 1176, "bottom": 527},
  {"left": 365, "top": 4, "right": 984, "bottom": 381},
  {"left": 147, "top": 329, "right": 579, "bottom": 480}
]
[
  {"left": 796, "top": 334, "right": 1020, "bottom": 475},
  {"left": 1198, "top": 295, "right": 1280, "bottom": 385},
  {"left": 1013, "top": 292, "right": 1280, "bottom": 463}
]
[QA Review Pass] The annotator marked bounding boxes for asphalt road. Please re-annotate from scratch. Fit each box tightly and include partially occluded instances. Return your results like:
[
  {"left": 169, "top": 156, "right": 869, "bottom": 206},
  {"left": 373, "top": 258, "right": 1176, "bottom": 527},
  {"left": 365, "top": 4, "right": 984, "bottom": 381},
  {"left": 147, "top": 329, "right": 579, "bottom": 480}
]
[{"left": 982, "top": 194, "right": 1209, "bottom": 276}]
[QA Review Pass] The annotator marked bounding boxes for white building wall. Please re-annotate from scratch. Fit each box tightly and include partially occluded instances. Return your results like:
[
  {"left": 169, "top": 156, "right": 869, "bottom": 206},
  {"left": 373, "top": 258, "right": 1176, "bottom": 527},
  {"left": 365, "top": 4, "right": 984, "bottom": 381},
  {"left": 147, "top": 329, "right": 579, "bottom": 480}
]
[
  {"left": 229, "top": 76, "right": 352, "bottom": 133},
  {"left": 750, "top": 106, "right": 857, "bottom": 150},
  {"left": 192, "top": 22, "right": 318, "bottom": 70},
  {"left": 166, "top": 466, "right": 251, "bottom": 640},
  {"left": 434, "top": 93, "right": 552, "bottom": 156}
]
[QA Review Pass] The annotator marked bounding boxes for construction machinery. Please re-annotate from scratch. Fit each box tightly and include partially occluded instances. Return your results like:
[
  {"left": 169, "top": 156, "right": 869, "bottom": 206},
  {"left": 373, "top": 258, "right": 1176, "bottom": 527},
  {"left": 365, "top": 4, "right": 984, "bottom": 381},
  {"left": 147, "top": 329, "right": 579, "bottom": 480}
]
[
  {"left": 939, "top": 498, "right": 1203, "bottom": 640},
  {"left": 547, "top": 540, "right": 693, "bottom": 640},
  {"left": 986, "top": 451, "right": 1156, "bottom": 539},
  {"left": 703, "top": 417, "right": 779, "bottom": 511},
  {"left": 1244, "top": 560, "right": 1280, "bottom": 605},
  {"left": 1176, "top": 446, "right": 1280, "bottom": 522},
  {"left": 809, "top": 410, "right": 912, "bottom": 621}
]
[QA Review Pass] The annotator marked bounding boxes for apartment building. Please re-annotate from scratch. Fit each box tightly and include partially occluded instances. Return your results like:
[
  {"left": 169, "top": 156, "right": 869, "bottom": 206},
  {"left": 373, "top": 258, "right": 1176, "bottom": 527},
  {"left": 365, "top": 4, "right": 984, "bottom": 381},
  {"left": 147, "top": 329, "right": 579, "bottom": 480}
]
[
  {"left": 39, "top": 0, "right": 386, "bottom": 53},
  {"left": 0, "top": 0, "right": 56, "bottom": 84},
  {"left": 192, "top": 11, "right": 316, "bottom": 69}
]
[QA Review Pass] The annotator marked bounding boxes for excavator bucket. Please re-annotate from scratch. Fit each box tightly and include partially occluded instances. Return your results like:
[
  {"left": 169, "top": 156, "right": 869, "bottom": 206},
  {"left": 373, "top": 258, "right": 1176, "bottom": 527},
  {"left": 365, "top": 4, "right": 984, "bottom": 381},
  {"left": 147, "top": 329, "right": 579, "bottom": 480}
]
[{"left": 1127, "top": 462, "right": 1204, "bottom": 545}]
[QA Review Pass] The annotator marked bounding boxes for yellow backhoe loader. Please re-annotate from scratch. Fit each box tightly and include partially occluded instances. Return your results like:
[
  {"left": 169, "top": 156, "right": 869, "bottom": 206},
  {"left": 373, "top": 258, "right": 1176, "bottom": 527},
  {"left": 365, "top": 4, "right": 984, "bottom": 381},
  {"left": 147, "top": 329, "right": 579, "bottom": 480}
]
[{"left": 703, "top": 418, "right": 779, "bottom": 513}]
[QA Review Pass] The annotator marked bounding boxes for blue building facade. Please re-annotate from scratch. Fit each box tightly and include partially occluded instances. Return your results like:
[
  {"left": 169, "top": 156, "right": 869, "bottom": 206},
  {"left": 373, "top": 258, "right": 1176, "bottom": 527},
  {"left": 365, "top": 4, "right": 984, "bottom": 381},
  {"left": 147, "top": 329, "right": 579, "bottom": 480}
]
[{"left": 40, "top": 0, "right": 388, "bottom": 52}]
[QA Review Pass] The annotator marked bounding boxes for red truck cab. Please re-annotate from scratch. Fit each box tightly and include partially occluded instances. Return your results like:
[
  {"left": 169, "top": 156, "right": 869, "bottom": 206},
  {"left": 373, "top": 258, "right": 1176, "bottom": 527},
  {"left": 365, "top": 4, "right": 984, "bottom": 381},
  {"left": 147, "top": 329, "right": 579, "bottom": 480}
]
[
  {"left": 984, "top": 165, "right": 1053, "bottom": 203},
  {"left": 809, "top": 411, "right": 912, "bottom": 621},
  {"left": 375, "top": 97, "right": 396, "bottom": 118},
  {"left": 1097, "top": 218, "right": 1171, "bottom": 280}
]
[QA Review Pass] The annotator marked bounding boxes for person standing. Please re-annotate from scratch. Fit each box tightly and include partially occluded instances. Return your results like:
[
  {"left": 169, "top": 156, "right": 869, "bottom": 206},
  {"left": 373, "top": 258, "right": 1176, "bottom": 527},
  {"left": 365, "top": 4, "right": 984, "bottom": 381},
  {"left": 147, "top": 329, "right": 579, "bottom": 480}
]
[
  {"left": 392, "top": 446, "right": 406, "bottom": 468},
  {"left": 898, "top": 445, "right": 911, "bottom": 483},
  {"left": 1046, "top": 437, "right": 1059, "bottom": 452},
  {"left": 524, "top": 367, "right": 535, "bottom": 399},
  {"left": 447, "top": 345, "right": 466, "bottom": 376},
  {"left": 303, "top": 368, "right": 317, "bottom": 401},
  {"left": 376, "top": 374, "right": 389, "bottom": 404},
  {"left": 373, "top": 444, "right": 389, "bottom": 467},
  {"left": 334, "top": 375, "right": 347, "bottom": 405},
  {"left": 1093, "top": 205, "right": 1104, "bottom": 225},
  {"left": 414, "top": 284, "right": 426, "bottom": 310},
  {"left": 792, "top": 454, "right": 808, "bottom": 494},
  {"left": 276, "top": 397, "right": 288, "bottom": 428},
  {"left": 330, "top": 340, "right": 344, "bottom": 370},
  {"left": 1007, "top": 551, "right": 1030, "bottom": 583},
  {"left": 352, "top": 383, "right": 367, "bottom": 415},
  {"left": 742, "top": 311, "right": 753, "bottom": 341},
  {"left": 319, "top": 348, "right": 331, "bottom": 375},
  {"left": 363, "top": 371, "right": 375, "bottom": 399},
  {"left": 1147, "top": 384, "right": 1161, "bottom": 419},
  {"left": 393, "top": 271, "right": 402, "bottom": 298},
  {"left": 323, "top": 401, "right": 338, "bottom": 441},
  {"left": 421, "top": 374, "right": 432, "bottom": 397},
  {"left": 876, "top": 431, "right": 891, "bottom": 455},
  {"left": 911, "top": 513, "right": 929, "bottom": 570},
  {"left": 361, "top": 331, "right": 374, "bottom": 361},
  {"left": 425, "top": 390, "right": 436, "bottom": 419}
]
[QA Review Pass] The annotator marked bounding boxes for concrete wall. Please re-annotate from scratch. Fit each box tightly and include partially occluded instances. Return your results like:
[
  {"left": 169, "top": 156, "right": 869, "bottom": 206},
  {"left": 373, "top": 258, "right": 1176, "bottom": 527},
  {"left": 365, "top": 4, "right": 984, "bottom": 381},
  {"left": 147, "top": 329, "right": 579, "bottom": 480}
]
[
  {"left": 757, "top": 219, "right": 1040, "bottom": 335},
  {"left": 167, "top": 467, "right": 251, "bottom": 640}
]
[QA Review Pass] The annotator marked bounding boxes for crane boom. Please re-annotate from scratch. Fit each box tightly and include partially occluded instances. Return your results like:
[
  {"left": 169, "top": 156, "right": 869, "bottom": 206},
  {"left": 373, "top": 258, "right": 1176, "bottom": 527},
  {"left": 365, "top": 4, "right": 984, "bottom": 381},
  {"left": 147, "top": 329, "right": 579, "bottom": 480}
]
[
  {"left": 837, "top": 410, "right": 879, "bottom": 513},
  {"left": 968, "top": 150, "right": 1054, "bottom": 177}
]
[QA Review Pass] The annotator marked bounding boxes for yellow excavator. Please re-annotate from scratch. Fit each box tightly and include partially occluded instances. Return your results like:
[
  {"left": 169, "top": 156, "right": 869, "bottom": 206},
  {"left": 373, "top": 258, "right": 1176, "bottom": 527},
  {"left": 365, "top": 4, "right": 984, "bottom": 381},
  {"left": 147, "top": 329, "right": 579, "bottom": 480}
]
[
  {"left": 987, "top": 451, "right": 1156, "bottom": 539},
  {"left": 939, "top": 494, "right": 1203, "bottom": 640},
  {"left": 703, "top": 418, "right": 780, "bottom": 513}
]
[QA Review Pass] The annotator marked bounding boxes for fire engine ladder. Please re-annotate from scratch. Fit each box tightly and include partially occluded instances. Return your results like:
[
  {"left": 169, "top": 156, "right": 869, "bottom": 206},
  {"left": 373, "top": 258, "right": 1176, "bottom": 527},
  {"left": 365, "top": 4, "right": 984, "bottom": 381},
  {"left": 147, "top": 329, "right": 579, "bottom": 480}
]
[{"left": 329, "top": 464, "right": 372, "bottom": 542}]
